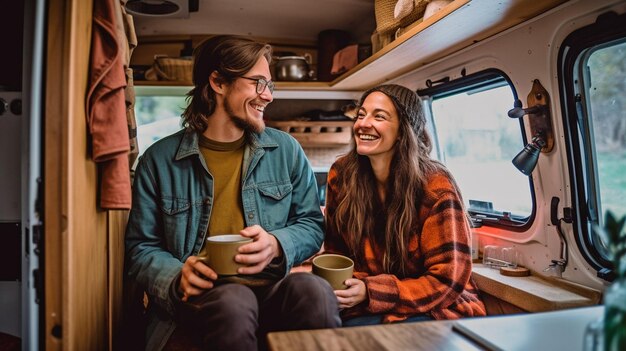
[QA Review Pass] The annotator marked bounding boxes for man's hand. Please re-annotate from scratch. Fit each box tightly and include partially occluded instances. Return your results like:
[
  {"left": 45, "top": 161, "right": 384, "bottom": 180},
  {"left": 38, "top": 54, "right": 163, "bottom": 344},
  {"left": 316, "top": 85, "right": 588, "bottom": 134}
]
[
  {"left": 178, "top": 256, "right": 218, "bottom": 302},
  {"left": 335, "top": 278, "right": 367, "bottom": 309},
  {"left": 235, "top": 225, "right": 282, "bottom": 274}
]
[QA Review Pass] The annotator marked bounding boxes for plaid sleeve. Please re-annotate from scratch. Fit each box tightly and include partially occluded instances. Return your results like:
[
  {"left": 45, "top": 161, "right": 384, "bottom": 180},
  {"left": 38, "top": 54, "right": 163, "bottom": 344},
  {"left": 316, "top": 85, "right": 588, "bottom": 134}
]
[{"left": 363, "top": 176, "right": 473, "bottom": 316}]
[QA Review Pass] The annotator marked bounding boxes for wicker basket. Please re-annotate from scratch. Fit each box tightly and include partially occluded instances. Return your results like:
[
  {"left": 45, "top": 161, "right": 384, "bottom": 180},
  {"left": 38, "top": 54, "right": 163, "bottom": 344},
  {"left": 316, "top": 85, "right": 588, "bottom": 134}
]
[
  {"left": 145, "top": 56, "right": 193, "bottom": 82},
  {"left": 374, "top": 0, "right": 429, "bottom": 35}
]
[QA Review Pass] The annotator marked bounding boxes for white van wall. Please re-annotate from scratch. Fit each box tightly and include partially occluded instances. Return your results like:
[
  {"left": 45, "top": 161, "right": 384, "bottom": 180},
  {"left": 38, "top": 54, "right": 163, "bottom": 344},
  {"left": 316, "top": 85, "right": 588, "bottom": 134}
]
[{"left": 392, "top": 0, "right": 626, "bottom": 290}]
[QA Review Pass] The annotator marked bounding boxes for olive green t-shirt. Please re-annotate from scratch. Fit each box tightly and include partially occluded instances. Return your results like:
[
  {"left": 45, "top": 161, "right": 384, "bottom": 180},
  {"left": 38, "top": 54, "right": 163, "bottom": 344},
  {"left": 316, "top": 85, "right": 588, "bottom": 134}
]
[{"left": 197, "top": 134, "right": 245, "bottom": 258}]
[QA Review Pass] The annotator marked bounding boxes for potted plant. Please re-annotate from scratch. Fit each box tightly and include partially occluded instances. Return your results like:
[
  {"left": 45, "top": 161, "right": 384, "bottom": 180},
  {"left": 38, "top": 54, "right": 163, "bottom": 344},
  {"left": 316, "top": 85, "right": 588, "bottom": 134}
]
[{"left": 597, "top": 210, "right": 626, "bottom": 351}]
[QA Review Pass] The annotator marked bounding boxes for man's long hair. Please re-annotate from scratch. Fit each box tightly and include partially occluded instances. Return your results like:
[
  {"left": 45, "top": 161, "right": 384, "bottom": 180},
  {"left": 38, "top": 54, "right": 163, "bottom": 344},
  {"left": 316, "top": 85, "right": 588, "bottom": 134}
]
[
  {"left": 182, "top": 35, "right": 272, "bottom": 132},
  {"left": 328, "top": 86, "right": 462, "bottom": 276}
]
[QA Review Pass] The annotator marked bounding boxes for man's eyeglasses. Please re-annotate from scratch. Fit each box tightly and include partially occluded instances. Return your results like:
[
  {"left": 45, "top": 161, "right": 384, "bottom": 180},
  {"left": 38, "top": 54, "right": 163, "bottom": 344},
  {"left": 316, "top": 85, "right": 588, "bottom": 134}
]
[{"left": 241, "top": 77, "right": 275, "bottom": 94}]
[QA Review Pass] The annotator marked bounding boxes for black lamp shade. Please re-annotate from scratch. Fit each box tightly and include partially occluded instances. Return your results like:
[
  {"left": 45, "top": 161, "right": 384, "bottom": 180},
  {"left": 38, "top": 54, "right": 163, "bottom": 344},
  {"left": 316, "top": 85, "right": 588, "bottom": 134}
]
[{"left": 512, "top": 142, "right": 542, "bottom": 175}]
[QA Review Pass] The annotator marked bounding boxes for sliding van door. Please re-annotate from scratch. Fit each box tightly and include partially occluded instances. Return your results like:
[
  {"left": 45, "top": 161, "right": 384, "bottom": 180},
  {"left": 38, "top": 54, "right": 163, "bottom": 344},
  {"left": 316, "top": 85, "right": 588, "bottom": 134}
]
[
  {"left": 0, "top": 0, "right": 44, "bottom": 349},
  {"left": 22, "top": 0, "right": 46, "bottom": 349}
]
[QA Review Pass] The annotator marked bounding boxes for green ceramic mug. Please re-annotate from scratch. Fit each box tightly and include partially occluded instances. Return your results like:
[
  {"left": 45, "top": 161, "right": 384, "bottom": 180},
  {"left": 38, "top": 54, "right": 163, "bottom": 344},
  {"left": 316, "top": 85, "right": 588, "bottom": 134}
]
[
  {"left": 312, "top": 254, "right": 354, "bottom": 290},
  {"left": 202, "top": 234, "right": 253, "bottom": 275}
]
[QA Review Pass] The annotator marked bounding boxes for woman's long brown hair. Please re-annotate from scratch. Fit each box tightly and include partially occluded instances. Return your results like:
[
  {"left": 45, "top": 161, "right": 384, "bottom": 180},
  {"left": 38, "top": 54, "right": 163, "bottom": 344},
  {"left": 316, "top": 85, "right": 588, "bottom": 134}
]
[{"left": 329, "top": 86, "right": 460, "bottom": 276}]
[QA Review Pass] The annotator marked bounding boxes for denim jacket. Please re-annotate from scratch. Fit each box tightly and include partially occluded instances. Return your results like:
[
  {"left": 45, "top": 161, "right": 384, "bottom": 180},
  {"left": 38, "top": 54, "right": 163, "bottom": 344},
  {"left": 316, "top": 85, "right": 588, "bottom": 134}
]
[{"left": 125, "top": 127, "right": 324, "bottom": 350}]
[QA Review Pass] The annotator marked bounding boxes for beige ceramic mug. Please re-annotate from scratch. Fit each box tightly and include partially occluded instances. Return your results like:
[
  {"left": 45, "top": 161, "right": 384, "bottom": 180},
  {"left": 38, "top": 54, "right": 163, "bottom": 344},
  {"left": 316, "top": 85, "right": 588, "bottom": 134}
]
[
  {"left": 312, "top": 254, "right": 354, "bottom": 290},
  {"left": 203, "top": 234, "right": 253, "bottom": 276}
]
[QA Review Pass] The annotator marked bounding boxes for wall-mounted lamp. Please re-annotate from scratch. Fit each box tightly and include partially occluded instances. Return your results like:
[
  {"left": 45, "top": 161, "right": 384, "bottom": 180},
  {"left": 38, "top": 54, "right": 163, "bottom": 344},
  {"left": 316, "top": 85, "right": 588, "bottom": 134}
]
[
  {"left": 508, "top": 79, "right": 554, "bottom": 175},
  {"left": 512, "top": 135, "right": 546, "bottom": 175}
]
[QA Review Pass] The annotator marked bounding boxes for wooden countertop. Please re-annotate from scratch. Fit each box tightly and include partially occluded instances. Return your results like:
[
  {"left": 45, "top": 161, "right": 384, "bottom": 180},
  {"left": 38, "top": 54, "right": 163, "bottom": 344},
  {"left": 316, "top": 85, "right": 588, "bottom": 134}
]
[{"left": 471, "top": 264, "right": 601, "bottom": 312}]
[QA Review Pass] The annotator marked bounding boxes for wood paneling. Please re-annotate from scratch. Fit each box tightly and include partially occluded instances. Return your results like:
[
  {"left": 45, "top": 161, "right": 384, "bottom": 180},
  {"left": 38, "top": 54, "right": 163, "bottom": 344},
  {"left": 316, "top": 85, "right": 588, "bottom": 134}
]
[
  {"left": 45, "top": 0, "right": 71, "bottom": 348},
  {"left": 108, "top": 210, "right": 128, "bottom": 350},
  {"left": 45, "top": 0, "right": 129, "bottom": 349}
]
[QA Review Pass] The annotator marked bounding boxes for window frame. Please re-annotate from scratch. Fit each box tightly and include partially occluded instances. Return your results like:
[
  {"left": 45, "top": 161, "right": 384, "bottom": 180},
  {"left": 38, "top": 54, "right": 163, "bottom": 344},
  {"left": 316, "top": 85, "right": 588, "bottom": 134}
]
[
  {"left": 417, "top": 69, "right": 536, "bottom": 231},
  {"left": 558, "top": 11, "right": 626, "bottom": 278}
]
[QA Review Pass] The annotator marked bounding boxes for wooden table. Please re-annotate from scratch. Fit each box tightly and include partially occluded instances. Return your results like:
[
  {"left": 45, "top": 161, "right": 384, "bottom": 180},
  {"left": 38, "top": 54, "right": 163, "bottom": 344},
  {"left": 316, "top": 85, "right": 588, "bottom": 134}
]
[
  {"left": 268, "top": 319, "right": 482, "bottom": 351},
  {"left": 267, "top": 306, "right": 603, "bottom": 351}
]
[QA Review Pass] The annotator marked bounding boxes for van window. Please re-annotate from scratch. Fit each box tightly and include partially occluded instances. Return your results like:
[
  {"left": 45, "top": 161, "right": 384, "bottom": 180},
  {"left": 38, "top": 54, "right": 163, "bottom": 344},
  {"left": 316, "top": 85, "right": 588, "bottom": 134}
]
[
  {"left": 135, "top": 93, "right": 185, "bottom": 155},
  {"left": 419, "top": 71, "right": 533, "bottom": 228},
  {"left": 560, "top": 12, "right": 626, "bottom": 276},
  {"left": 572, "top": 39, "right": 626, "bottom": 266},
  {"left": 585, "top": 41, "right": 626, "bottom": 222}
]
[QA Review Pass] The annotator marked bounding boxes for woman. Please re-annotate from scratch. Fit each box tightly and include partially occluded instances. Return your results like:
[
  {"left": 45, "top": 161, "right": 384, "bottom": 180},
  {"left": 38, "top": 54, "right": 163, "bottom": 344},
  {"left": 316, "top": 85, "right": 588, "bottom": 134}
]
[{"left": 324, "top": 84, "right": 486, "bottom": 326}]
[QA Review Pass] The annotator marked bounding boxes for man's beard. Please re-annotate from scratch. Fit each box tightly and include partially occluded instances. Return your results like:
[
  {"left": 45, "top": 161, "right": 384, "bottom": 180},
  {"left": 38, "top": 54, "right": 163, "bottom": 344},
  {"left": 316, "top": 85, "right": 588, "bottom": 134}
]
[{"left": 224, "top": 98, "right": 265, "bottom": 134}]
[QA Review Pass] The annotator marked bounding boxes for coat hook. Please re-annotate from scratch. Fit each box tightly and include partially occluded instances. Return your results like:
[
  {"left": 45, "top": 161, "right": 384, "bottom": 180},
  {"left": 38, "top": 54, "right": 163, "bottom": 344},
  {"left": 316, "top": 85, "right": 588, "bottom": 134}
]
[{"left": 508, "top": 79, "right": 554, "bottom": 153}]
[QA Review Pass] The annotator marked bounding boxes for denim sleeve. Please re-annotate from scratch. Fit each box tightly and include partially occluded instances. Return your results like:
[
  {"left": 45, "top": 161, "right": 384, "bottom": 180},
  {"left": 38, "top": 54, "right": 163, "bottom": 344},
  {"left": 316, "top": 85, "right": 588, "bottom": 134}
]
[
  {"left": 270, "top": 140, "right": 325, "bottom": 272},
  {"left": 125, "top": 155, "right": 182, "bottom": 316}
]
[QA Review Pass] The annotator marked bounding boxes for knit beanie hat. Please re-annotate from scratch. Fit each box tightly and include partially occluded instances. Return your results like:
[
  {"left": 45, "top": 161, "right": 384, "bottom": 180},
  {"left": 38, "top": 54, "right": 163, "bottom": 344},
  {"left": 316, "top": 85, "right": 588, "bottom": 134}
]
[{"left": 358, "top": 84, "right": 424, "bottom": 135}]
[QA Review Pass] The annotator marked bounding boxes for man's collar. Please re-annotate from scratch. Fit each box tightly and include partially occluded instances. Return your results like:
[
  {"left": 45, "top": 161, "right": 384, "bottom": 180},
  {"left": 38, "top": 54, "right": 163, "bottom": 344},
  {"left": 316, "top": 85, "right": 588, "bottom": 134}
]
[
  {"left": 249, "top": 128, "right": 279, "bottom": 149},
  {"left": 175, "top": 127, "right": 279, "bottom": 161},
  {"left": 175, "top": 128, "right": 200, "bottom": 160}
]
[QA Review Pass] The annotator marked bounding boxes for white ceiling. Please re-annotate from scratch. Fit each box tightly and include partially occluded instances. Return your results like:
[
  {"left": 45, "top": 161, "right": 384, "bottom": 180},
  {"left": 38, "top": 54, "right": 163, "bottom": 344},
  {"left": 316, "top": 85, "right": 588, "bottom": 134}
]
[{"left": 132, "top": 0, "right": 377, "bottom": 43}]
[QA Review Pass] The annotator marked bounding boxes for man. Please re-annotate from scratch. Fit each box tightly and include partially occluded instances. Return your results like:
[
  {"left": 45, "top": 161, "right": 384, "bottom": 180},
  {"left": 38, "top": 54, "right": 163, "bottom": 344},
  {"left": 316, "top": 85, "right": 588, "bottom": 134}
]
[{"left": 125, "top": 35, "right": 340, "bottom": 351}]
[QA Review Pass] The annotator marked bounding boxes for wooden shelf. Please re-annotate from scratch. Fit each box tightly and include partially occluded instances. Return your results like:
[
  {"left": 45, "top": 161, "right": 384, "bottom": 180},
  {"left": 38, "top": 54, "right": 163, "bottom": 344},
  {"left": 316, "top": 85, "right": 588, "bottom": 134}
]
[
  {"left": 265, "top": 120, "right": 353, "bottom": 147},
  {"left": 135, "top": 0, "right": 566, "bottom": 92},
  {"left": 134, "top": 80, "right": 332, "bottom": 89},
  {"left": 134, "top": 83, "right": 362, "bottom": 100},
  {"left": 330, "top": 0, "right": 567, "bottom": 90}
]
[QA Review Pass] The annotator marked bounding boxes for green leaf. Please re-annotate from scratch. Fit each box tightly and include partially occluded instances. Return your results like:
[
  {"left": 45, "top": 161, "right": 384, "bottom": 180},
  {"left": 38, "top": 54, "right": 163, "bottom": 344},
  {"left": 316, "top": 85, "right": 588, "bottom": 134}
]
[
  {"left": 619, "top": 259, "right": 626, "bottom": 278},
  {"left": 601, "top": 210, "right": 626, "bottom": 278},
  {"left": 604, "top": 211, "right": 625, "bottom": 245}
]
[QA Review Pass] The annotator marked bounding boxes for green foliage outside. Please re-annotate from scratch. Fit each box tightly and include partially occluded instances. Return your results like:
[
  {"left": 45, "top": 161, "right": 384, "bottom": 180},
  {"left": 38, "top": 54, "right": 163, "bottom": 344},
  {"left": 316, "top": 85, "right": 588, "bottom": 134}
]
[
  {"left": 589, "top": 41, "right": 626, "bottom": 231},
  {"left": 135, "top": 96, "right": 187, "bottom": 126},
  {"left": 588, "top": 42, "right": 626, "bottom": 153},
  {"left": 598, "top": 152, "right": 626, "bottom": 220}
]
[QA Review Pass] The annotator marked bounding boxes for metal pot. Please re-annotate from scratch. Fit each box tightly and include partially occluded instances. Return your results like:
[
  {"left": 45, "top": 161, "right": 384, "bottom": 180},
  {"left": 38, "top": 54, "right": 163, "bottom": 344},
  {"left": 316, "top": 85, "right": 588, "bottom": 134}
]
[{"left": 274, "top": 54, "right": 313, "bottom": 81}]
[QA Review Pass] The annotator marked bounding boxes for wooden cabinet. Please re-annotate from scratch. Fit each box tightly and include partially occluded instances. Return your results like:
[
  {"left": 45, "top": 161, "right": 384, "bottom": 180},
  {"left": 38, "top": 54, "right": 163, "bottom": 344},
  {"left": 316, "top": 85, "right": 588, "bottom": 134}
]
[{"left": 133, "top": 0, "right": 566, "bottom": 91}]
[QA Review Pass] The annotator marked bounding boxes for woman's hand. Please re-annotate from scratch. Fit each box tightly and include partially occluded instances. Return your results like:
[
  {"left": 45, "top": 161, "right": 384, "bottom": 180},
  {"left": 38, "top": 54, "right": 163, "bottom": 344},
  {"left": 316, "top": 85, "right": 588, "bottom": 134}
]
[
  {"left": 335, "top": 278, "right": 367, "bottom": 309},
  {"left": 235, "top": 225, "right": 282, "bottom": 274},
  {"left": 179, "top": 256, "right": 218, "bottom": 302}
]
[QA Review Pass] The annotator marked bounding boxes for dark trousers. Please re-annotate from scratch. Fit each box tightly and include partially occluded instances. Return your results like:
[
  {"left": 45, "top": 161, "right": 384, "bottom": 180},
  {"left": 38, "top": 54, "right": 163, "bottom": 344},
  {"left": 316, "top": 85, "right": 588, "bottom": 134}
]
[{"left": 174, "top": 273, "right": 341, "bottom": 351}]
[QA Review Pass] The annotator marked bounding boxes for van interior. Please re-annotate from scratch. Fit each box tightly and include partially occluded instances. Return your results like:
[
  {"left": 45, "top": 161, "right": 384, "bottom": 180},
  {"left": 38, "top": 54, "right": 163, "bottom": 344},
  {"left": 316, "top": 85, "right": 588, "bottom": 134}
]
[{"left": 1, "top": 0, "right": 625, "bottom": 349}]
